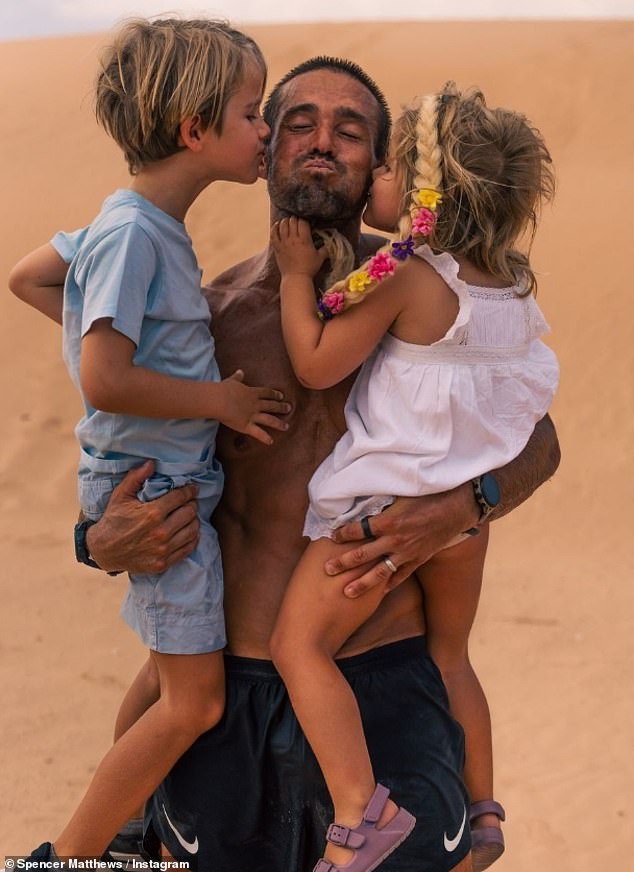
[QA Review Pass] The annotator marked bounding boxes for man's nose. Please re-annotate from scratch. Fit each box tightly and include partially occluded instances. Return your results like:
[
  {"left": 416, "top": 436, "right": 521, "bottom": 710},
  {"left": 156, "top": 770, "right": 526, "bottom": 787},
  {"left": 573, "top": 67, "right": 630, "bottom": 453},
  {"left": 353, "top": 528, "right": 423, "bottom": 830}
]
[{"left": 311, "top": 123, "right": 336, "bottom": 154}]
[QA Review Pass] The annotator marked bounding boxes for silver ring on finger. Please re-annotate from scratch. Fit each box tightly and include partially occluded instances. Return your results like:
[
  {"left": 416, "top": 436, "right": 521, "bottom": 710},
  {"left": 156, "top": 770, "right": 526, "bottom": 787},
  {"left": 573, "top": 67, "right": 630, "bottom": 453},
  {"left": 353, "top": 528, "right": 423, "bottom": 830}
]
[{"left": 383, "top": 557, "right": 397, "bottom": 574}]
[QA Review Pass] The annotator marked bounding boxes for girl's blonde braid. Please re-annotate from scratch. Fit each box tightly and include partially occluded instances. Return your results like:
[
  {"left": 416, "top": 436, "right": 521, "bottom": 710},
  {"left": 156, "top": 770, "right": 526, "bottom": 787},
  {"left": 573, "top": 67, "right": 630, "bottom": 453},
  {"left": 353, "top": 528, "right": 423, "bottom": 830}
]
[
  {"left": 317, "top": 94, "right": 444, "bottom": 319},
  {"left": 401, "top": 95, "right": 443, "bottom": 240}
]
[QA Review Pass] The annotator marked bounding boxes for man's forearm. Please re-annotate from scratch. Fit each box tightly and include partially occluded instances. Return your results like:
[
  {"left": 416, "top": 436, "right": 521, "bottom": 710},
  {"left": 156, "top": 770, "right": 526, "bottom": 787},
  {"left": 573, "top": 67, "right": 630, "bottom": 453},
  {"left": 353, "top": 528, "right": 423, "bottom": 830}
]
[{"left": 489, "top": 414, "right": 560, "bottom": 521}]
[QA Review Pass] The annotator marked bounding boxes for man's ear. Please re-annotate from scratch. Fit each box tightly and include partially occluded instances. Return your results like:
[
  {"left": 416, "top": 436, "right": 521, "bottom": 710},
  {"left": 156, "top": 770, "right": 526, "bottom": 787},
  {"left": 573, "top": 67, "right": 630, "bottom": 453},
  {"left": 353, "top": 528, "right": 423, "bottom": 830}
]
[{"left": 179, "top": 115, "right": 206, "bottom": 152}]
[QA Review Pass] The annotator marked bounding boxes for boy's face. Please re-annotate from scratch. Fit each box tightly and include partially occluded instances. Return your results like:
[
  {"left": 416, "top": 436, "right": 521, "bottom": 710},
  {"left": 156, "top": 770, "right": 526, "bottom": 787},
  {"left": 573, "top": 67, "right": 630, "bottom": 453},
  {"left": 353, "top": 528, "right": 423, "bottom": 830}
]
[
  {"left": 266, "top": 69, "right": 381, "bottom": 226},
  {"left": 201, "top": 59, "right": 269, "bottom": 184}
]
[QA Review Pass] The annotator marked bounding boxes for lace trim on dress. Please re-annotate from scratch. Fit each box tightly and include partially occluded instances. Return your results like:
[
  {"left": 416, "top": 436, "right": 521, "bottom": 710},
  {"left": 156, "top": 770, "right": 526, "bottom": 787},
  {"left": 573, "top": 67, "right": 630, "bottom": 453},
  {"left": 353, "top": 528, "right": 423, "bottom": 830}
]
[{"left": 468, "top": 288, "right": 522, "bottom": 301}]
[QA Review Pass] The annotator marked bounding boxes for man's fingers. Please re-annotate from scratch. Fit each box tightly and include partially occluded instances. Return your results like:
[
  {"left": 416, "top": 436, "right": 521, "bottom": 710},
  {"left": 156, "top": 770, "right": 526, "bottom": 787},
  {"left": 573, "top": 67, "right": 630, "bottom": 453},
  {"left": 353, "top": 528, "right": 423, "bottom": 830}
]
[
  {"left": 112, "top": 461, "right": 154, "bottom": 499},
  {"left": 148, "top": 483, "right": 199, "bottom": 522},
  {"left": 331, "top": 517, "right": 368, "bottom": 544},
  {"left": 324, "top": 538, "right": 388, "bottom": 575},
  {"left": 160, "top": 495, "right": 199, "bottom": 536},
  {"left": 342, "top": 559, "right": 400, "bottom": 599},
  {"left": 158, "top": 520, "right": 200, "bottom": 569}
]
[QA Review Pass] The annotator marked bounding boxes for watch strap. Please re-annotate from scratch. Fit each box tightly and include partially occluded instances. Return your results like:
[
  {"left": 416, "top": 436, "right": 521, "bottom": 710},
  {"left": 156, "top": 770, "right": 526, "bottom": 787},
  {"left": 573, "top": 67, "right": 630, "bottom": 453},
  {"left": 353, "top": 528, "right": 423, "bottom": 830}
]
[
  {"left": 472, "top": 474, "right": 499, "bottom": 522},
  {"left": 74, "top": 519, "right": 122, "bottom": 576}
]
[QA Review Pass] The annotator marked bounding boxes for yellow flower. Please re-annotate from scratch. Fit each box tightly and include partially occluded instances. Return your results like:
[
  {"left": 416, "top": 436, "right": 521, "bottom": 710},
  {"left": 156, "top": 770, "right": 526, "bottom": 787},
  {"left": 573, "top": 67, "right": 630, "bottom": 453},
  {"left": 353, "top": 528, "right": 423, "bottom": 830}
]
[
  {"left": 348, "top": 271, "right": 372, "bottom": 293},
  {"left": 415, "top": 188, "right": 442, "bottom": 209}
]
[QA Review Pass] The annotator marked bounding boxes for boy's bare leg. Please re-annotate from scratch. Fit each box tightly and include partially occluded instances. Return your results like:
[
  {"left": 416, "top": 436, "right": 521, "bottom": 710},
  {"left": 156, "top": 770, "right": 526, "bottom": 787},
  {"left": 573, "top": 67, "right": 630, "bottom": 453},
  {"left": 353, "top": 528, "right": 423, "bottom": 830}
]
[
  {"left": 54, "top": 649, "right": 225, "bottom": 859},
  {"left": 110, "top": 656, "right": 161, "bottom": 829}
]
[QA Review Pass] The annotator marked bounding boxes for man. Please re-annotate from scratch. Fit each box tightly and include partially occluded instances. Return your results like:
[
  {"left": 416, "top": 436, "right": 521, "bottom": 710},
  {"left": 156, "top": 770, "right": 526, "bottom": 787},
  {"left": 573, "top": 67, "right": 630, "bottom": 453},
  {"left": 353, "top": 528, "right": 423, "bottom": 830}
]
[{"left": 86, "top": 58, "right": 560, "bottom": 871}]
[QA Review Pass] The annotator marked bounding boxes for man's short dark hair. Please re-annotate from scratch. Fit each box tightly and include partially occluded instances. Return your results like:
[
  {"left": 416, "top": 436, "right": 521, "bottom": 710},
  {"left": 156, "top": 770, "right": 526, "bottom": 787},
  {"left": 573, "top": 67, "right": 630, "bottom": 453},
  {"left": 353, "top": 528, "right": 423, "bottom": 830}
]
[{"left": 263, "top": 56, "right": 391, "bottom": 162}]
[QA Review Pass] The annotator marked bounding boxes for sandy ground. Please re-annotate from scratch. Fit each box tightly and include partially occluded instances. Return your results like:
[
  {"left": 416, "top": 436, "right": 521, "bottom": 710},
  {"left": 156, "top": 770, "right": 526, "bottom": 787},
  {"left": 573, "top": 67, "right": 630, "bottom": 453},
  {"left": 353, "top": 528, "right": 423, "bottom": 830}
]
[{"left": 0, "top": 18, "right": 632, "bottom": 870}]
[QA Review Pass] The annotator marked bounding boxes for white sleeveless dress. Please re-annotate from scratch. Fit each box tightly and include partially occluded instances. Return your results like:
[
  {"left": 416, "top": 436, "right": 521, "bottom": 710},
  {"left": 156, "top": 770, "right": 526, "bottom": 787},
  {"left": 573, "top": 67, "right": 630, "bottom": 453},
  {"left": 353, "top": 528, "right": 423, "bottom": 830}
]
[{"left": 303, "top": 245, "right": 560, "bottom": 540}]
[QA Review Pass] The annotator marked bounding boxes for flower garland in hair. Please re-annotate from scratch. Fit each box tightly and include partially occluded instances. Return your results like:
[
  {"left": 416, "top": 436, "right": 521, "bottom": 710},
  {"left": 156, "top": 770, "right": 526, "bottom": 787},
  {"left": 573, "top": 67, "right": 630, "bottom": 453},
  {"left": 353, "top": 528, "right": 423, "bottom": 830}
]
[{"left": 317, "top": 187, "right": 442, "bottom": 321}]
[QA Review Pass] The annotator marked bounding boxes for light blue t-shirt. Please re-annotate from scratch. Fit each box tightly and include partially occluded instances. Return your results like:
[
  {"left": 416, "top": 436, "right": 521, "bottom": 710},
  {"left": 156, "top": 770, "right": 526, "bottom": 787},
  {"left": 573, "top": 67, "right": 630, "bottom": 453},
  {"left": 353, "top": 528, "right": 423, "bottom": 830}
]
[{"left": 53, "top": 189, "right": 221, "bottom": 471}]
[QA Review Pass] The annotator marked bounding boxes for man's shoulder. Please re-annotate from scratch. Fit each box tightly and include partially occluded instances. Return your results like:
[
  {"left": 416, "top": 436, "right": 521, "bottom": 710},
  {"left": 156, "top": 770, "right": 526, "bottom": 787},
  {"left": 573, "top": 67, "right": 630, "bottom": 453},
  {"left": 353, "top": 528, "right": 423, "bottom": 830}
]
[{"left": 204, "top": 250, "right": 270, "bottom": 309}]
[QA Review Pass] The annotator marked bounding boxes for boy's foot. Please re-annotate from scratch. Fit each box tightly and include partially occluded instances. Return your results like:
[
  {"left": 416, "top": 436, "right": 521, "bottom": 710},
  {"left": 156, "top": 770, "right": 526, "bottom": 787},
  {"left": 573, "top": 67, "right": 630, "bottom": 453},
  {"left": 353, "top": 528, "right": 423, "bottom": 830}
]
[
  {"left": 470, "top": 800, "right": 505, "bottom": 872},
  {"left": 23, "top": 843, "right": 57, "bottom": 867},
  {"left": 21, "top": 842, "right": 120, "bottom": 868}
]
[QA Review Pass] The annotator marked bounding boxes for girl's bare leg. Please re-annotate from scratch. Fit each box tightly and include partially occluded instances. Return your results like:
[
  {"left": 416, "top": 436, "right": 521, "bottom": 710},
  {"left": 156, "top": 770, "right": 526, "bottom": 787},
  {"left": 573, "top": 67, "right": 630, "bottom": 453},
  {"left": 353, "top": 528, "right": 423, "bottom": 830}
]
[
  {"left": 270, "top": 537, "right": 399, "bottom": 866},
  {"left": 53, "top": 649, "right": 224, "bottom": 859},
  {"left": 417, "top": 528, "right": 501, "bottom": 834}
]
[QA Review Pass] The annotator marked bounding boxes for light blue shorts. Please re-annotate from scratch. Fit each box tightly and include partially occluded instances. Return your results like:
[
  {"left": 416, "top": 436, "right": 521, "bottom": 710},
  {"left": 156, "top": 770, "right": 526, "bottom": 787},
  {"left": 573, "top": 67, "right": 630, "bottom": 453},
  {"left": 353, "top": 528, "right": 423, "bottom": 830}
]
[{"left": 78, "top": 457, "right": 226, "bottom": 655}]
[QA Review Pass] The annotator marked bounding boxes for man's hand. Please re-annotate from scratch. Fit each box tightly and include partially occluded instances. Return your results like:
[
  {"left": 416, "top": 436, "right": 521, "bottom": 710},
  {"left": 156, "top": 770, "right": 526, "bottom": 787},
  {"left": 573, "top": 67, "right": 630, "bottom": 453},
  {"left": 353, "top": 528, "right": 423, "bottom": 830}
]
[
  {"left": 326, "top": 487, "right": 479, "bottom": 598},
  {"left": 85, "top": 461, "right": 200, "bottom": 574},
  {"left": 325, "top": 414, "right": 560, "bottom": 598}
]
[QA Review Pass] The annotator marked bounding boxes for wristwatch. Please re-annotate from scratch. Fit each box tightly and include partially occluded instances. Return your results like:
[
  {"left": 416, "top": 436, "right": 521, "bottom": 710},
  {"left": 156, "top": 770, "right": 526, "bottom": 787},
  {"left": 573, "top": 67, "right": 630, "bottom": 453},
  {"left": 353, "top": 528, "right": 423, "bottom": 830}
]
[
  {"left": 472, "top": 472, "right": 501, "bottom": 522},
  {"left": 74, "top": 519, "right": 122, "bottom": 576}
]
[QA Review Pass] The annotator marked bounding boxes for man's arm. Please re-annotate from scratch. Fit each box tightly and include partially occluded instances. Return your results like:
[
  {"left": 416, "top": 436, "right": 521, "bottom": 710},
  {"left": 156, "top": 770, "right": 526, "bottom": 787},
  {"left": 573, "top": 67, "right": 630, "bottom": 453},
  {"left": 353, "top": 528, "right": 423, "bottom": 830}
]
[
  {"left": 328, "top": 414, "right": 561, "bottom": 597},
  {"left": 487, "top": 413, "right": 560, "bottom": 520}
]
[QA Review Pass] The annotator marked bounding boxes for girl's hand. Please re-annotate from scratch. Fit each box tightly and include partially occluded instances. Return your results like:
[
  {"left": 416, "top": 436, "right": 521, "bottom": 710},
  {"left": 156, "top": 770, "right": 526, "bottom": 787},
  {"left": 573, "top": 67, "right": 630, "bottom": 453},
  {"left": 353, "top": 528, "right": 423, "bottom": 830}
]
[
  {"left": 271, "top": 217, "right": 328, "bottom": 278},
  {"left": 217, "top": 370, "right": 291, "bottom": 445}
]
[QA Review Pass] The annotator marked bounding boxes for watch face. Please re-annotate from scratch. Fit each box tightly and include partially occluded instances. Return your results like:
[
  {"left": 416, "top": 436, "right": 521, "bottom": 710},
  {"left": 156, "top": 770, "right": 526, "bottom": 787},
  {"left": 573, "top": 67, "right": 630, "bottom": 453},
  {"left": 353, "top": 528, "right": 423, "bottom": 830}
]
[{"left": 480, "top": 473, "right": 501, "bottom": 507}]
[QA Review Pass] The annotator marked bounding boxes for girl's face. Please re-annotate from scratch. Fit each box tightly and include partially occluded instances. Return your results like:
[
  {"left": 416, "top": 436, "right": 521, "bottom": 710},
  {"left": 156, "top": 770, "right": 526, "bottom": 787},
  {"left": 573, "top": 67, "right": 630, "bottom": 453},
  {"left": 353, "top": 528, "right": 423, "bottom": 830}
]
[{"left": 362, "top": 152, "right": 403, "bottom": 232}]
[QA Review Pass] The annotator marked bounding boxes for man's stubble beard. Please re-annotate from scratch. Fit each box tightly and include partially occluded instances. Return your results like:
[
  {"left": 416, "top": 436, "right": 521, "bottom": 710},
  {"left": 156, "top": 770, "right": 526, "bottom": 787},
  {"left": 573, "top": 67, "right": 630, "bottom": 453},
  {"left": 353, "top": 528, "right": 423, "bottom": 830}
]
[{"left": 267, "top": 160, "right": 372, "bottom": 229}]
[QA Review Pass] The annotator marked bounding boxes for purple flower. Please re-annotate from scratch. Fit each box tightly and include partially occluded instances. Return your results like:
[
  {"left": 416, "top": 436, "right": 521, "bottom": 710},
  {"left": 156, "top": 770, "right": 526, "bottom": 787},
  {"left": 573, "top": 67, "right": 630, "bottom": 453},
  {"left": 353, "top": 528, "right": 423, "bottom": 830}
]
[
  {"left": 317, "top": 300, "right": 335, "bottom": 321},
  {"left": 391, "top": 236, "right": 415, "bottom": 261}
]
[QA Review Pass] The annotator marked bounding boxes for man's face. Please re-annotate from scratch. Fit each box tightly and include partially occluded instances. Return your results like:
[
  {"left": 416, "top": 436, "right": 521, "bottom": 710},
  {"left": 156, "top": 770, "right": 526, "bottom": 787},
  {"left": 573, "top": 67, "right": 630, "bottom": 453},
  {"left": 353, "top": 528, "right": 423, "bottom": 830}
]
[{"left": 266, "top": 69, "right": 381, "bottom": 227}]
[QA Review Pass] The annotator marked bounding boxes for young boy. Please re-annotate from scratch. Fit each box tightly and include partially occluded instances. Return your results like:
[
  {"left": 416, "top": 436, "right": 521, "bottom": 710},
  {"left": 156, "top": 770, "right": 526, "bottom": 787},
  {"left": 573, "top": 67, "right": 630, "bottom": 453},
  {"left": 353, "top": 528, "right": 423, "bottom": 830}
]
[{"left": 9, "top": 17, "right": 288, "bottom": 862}]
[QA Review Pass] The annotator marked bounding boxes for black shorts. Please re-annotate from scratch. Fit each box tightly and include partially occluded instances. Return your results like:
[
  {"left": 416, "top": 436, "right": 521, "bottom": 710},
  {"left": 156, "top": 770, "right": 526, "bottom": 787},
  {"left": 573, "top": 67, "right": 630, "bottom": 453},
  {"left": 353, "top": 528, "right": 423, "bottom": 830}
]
[{"left": 146, "top": 635, "right": 469, "bottom": 871}]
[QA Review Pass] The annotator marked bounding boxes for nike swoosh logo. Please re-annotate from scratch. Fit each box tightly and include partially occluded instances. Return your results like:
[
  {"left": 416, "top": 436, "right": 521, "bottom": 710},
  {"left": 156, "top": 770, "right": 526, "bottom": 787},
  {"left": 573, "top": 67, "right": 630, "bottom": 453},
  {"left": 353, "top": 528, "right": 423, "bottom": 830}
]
[
  {"left": 443, "top": 805, "right": 467, "bottom": 852},
  {"left": 163, "top": 803, "right": 199, "bottom": 854}
]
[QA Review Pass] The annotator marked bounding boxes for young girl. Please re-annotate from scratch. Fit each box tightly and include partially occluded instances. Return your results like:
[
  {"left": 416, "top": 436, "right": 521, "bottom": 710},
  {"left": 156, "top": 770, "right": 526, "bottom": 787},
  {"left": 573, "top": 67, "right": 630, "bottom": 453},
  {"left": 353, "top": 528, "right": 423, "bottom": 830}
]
[
  {"left": 9, "top": 18, "right": 289, "bottom": 863},
  {"left": 269, "top": 82, "right": 558, "bottom": 872}
]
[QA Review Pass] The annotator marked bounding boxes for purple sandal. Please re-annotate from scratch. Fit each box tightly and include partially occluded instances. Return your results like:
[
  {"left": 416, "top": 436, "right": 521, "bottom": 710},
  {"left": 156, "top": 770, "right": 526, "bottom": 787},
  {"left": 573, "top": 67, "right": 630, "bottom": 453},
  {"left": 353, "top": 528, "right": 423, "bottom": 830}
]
[
  {"left": 313, "top": 784, "right": 416, "bottom": 872},
  {"left": 470, "top": 800, "right": 506, "bottom": 872}
]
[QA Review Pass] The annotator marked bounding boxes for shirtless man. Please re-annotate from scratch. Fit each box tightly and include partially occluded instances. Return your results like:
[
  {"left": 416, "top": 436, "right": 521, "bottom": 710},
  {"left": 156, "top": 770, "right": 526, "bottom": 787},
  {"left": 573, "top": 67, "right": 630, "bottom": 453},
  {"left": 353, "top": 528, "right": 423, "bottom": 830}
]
[{"left": 85, "top": 58, "right": 560, "bottom": 872}]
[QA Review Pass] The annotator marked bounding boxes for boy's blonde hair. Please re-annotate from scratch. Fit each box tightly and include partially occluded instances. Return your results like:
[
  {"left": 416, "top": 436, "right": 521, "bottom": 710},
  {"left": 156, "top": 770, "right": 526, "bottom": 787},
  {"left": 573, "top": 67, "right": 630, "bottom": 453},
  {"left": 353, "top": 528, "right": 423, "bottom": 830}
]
[
  {"left": 95, "top": 18, "right": 266, "bottom": 175},
  {"left": 324, "top": 82, "right": 554, "bottom": 314}
]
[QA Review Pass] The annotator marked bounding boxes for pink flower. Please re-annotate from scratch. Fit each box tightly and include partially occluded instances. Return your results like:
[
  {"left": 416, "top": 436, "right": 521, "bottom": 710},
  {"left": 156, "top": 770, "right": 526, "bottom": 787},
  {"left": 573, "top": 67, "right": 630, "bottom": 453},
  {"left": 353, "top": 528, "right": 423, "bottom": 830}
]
[
  {"left": 412, "top": 207, "right": 437, "bottom": 237},
  {"left": 367, "top": 251, "right": 396, "bottom": 281},
  {"left": 321, "top": 290, "right": 345, "bottom": 315}
]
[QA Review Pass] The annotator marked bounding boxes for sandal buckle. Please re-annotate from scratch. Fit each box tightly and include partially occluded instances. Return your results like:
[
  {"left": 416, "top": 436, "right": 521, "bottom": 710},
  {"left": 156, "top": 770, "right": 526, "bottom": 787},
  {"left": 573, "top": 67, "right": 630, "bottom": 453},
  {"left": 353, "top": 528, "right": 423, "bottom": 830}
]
[{"left": 326, "top": 823, "right": 365, "bottom": 849}]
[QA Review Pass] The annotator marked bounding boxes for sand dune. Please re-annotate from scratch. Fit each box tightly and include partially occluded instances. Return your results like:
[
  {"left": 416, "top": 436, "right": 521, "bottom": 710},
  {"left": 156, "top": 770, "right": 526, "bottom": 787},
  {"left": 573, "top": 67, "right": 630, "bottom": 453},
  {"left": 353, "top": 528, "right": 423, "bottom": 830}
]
[{"left": 1, "top": 19, "right": 632, "bottom": 870}]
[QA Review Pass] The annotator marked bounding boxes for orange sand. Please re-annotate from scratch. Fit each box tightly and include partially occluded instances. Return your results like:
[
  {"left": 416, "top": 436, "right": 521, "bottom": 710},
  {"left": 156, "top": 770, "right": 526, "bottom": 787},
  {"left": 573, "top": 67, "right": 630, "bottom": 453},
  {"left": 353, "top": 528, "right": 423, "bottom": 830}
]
[{"left": 1, "top": 20, "right": 632, "bottom": 869}]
